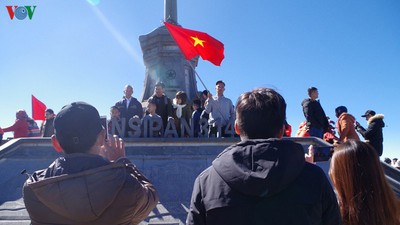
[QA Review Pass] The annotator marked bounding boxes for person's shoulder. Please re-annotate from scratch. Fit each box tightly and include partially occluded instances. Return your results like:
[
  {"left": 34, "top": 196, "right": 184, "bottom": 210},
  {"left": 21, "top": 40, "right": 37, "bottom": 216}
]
[
  {"left": 301, "top": 98, "right": 311, "bottom": 106},
  {"left": 149, "top": 94, "right": 158, "bottom": 100},
  {"left": 369, "top": 114, "right": 384, "bottom": 123},
  {"left": 300, "top": 162, "right": 327, "bottom": 183},
  {"left": 345, "top": 113, "right": 356, "bottom": 121},
  {"left": 195, "top": 165, "right": 215, "bottom": 184},
  {"left": 272, "top": 139, "right": 304, "bottom": 151},
  {"left": 165, "top": 95, "right": 172, "bottom": 103},
  {"left": 115, "top": 99, "right": 125, "bottom": 105},
  {"left": 153, "top": 114, "right": 162, "bottom": 119},
  {"left": 193, "top": 109, "right": 201, "bottom": 115},
  {"left": 225, "top": 96, "right": 234, "bottom": 104}
]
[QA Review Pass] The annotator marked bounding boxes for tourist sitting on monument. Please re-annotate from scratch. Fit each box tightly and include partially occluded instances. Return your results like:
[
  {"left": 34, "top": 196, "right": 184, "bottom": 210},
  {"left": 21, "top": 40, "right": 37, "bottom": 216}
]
[
  {"left": 0, "top": 109, "right": 29, "bottom": 138},
  {"left": 204, "top": 80, "right": 235, "bottom": 137},
  {"left": 192, "top": 99, "right": 203, "bottom": 137},
  {"left": 23, "top": 102, "right": 158, "bottom": 225},
  {"left": 115, "top": 84, "right": 144, "bottom": 137},
  {"left": 142, "top": 98, "right": 163, "bottom": 137},
  {"left": 148, "top": 82, "right": 173, "bottom": 129},
  {"left": 108, "top": 106, "right": 123, "bottom": 137},
  {"left": 329, "top": 140, "right": 400, "bottom": 225},
  {"left": 172, "top": 91, "right": 192, "bottom": 137},
  {"left": 187, "top": 88, "right": 340, "bottom": 225}
]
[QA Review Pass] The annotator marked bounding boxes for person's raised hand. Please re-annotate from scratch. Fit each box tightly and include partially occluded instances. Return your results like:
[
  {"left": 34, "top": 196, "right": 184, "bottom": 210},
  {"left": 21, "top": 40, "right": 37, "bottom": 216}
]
[
  {"left": 100, "top": 135, "right": 125, "bottom": 162},
  {"left": 305, "top": 145, "right": 315, "bottom": 164}
]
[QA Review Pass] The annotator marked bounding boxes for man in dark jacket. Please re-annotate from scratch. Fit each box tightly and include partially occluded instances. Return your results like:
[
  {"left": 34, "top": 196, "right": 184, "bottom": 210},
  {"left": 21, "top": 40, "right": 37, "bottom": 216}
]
[
  {"left": 23, "top": 102, "right": 158, "bottom": 225},
  {"left": 115, "top": 84, "right": 144, "bottom": 137},
  {"left": 302, "top": 87, "right": 329, "bottom": 138},
  {"left": 356, "top": 110, "right": 385, "bottom": 156},
  {"left": 40, "top": 108, "right": 55, "bottom": 137},
  {"left": 186, "top": 88, "right": 340, "bottom": 225},
  {"left": 148, "top": 82, "right": 173, "bottom": 129}
]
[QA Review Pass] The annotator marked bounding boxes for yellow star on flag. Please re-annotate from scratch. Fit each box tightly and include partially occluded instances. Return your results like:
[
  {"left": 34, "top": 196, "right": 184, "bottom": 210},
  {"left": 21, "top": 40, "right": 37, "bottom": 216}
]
[{"left": 191, "top": 36, "right": 205, "bottom": 47}]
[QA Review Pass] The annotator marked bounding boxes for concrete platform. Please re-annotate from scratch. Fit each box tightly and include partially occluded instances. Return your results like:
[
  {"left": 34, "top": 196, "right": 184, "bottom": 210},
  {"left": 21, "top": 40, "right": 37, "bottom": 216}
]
[{"left": 3, "top": 137, "right": 394, "bottom": 225}]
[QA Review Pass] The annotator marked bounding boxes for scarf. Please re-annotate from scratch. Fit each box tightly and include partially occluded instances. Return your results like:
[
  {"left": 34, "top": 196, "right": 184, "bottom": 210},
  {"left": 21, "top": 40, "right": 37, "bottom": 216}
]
[{"left": 173, "top": 99, "right": 186, "bottom": 119}]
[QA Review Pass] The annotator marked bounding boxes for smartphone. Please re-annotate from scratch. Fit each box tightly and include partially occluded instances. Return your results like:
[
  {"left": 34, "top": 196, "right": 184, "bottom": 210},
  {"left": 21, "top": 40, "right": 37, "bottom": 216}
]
[
  {"left": 100, "top": 116, "right": 108, "bottom": 140},
  {"left": 285, "top": 137, "right": 333, "bottom": 162},
  {"left": 311, "top": 146, "right": 333, "bottom": 162}
]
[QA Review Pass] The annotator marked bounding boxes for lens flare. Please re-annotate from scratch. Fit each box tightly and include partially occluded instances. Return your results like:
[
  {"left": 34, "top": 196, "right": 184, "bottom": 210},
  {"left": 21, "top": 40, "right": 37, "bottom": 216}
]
[{"left": 87, "top": 0, "right": 100, "bottom": 6}]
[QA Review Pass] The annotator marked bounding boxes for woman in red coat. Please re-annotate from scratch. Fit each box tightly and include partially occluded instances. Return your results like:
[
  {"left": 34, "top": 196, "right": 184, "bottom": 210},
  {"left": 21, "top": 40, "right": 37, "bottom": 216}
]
[{"left": 1, "top": 109, "right": 29, "bottom": 138}]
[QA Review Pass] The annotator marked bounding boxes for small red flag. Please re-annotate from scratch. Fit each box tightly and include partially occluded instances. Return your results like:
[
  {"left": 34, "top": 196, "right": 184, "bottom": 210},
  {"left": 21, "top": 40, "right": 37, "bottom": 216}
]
[
  {"left": 32, "top": 95, "right": 46, "bottom": 121},
  {"left": 164, "top": 22, "right": 225, "bottom": 66}
]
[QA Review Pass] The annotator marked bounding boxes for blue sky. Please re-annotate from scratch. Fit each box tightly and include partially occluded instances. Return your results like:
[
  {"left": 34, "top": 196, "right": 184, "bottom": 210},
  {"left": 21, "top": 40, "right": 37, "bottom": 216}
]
[{"left": 0, "top": 0, "right": 399, "bottom": 158}]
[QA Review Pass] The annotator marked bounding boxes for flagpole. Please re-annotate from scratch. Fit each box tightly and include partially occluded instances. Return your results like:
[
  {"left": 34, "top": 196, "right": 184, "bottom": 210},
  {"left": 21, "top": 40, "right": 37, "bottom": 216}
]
[
  {"left": 187, "top": 60, "right": 230, "bottom": 131},
  {"left": 188, "top": 61, "right": 209, "bottom": 92}
]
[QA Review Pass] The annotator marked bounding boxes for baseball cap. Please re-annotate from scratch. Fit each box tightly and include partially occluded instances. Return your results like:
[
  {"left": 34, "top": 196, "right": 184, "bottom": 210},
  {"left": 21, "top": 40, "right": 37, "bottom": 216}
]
[
  {"left": 54, "top": 102, "right": 103, "bottom": 153},
  {"left": 361, "top": 110, "right": 376, "bottom": 117}
]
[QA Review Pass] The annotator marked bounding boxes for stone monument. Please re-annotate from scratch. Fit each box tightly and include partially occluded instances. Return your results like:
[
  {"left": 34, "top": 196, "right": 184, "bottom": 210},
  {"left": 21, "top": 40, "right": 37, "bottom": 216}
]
[{"left": 139, "top": 0, "right": 199, "bottom": 102}]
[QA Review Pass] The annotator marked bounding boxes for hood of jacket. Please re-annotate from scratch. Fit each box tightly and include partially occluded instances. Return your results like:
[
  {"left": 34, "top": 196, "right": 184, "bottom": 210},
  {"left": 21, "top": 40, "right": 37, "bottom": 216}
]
[
  {"left": 338, "top": 112, "right": 356, "bottom": 123},
  {"left": 212, "top": 139, "right": 305, "bottom": 198},
  {"left": 368, "top": 114, "right": 385, "bottom": 126},
  {"left": 301, "top": 98, "right": 311, "bottom": 107},
  {"left": 24, "top": 154, "right": 127, "bottom": 223}
]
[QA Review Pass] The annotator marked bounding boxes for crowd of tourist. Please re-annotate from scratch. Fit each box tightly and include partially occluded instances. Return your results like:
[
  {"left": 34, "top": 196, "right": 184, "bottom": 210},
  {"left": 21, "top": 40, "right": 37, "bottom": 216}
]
[
  {"left": 0, "top": 82, "right": 399, "bottom": 224},
  {"left": 106, "top": 80, "right": 235, "bottom": 138},
  {"left": 0, "top": 82, "right": 394, "bottom": 162}
]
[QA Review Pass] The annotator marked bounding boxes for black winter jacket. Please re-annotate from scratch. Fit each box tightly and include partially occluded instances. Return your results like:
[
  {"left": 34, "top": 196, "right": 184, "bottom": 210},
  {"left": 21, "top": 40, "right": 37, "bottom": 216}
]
[
  {"left": 302, "top": 98, "right": 329, "bottom": 130},
  {"left": 186, "top": 139, "right": 341, "bottom": 225},
  {"left": 356, "top": 114, "right": 385, "bottom": 156}
]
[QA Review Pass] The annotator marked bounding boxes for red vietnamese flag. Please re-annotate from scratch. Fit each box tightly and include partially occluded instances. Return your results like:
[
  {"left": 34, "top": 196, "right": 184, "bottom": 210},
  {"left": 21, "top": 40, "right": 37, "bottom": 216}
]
[
  {"left": 164, "top": 22, "right": 225, "bottom": 66},
  {"left": 32, "top": 95, "right": 46, "bottom": 121}
]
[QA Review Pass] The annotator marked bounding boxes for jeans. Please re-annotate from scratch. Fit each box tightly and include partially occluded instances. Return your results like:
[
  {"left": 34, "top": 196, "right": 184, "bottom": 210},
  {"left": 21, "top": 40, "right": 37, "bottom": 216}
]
[{"left": 309, "top": 127, "right": 323, "bottom": 139}]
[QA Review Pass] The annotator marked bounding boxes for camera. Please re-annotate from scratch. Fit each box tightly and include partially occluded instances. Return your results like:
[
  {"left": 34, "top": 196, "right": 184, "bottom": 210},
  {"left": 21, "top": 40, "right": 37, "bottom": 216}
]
[{"left": 284, "top": 137, "right": 333, "bottom": 162}]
